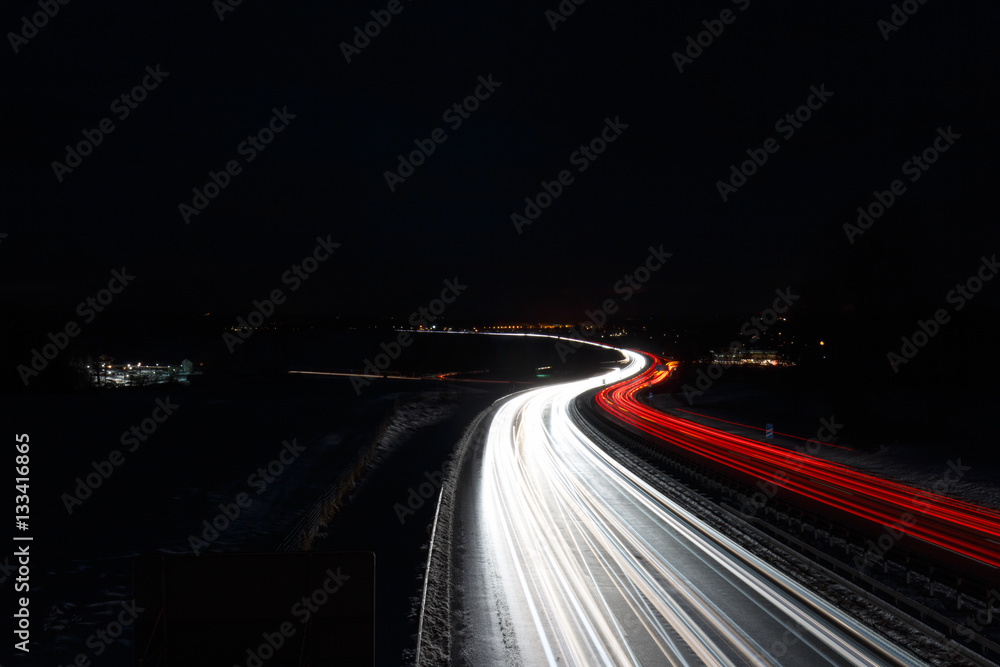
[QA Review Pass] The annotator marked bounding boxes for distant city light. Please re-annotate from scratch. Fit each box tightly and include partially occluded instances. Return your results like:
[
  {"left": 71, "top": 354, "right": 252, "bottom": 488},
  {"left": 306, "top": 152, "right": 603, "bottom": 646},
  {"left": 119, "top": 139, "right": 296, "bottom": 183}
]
[{"left": 83, "top": 359, "right": 198, "bottom": 388}]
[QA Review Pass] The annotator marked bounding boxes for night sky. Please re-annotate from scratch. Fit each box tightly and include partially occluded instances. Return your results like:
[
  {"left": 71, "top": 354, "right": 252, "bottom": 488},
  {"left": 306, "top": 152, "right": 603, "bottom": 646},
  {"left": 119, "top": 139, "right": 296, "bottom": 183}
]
[{"left": 3, "top": 0, "right": 998, "bottom": 327}]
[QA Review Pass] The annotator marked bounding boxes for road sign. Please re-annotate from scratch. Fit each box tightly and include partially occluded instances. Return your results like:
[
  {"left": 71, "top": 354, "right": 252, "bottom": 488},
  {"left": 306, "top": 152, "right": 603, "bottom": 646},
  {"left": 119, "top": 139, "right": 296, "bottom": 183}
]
[{"left": 765, "top": 423, "right": 773, "bottom": 439}]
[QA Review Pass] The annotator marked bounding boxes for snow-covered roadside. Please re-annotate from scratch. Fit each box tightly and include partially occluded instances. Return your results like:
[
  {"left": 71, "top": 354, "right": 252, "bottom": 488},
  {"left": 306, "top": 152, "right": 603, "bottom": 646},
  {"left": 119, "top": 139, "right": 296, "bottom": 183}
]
[
  {"left": 410, "top": 399, "right": 502, "bottom": 666},
  {"left": 650, "top": 393, "right": 1000, "bottom": 513},
  {"left": 809, "top": 443, "right": 1000, "bottom": 513},
  {"left": 33, "top": 388, "right": 465, "bottom": 666},
  {"left": 280, "top": 391, "right": 465, "bottom": 551}
]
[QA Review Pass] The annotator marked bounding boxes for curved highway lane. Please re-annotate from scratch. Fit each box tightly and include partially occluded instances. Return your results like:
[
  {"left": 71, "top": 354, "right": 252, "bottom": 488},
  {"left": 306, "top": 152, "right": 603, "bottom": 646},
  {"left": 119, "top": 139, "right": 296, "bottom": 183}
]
[{"left": 471, "top": 350, "right": 923, "bottom": 666}]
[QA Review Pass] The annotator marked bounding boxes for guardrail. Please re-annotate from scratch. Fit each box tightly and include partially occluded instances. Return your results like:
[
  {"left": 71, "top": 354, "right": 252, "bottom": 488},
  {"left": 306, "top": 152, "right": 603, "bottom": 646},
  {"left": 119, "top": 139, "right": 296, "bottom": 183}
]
[{"left": 275, "top": 397, "right": 401, "bottom": 552}]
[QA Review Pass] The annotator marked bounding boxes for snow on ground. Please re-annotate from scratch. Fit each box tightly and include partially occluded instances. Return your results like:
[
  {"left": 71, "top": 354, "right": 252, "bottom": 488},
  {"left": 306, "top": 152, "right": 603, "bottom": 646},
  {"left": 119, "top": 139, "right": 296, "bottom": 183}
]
[
  {"left": 814, "top": 443, "right": 1000, "bottom": 513},
  {"left": 293, "top": 391, "right": 465, "bottom": 548},
  {"left": 30, "top": 386, "right": 464, "bottom": 666},
  {"left": 651, "top": 393, "right": 1000, "bottom": 513}
]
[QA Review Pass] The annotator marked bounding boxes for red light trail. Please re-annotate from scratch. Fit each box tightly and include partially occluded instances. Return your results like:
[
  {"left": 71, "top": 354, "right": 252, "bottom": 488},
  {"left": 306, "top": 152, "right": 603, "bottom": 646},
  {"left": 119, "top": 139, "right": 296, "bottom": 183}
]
[{"left": 595, "top": 354, "right": 1000, "bottom": 570}]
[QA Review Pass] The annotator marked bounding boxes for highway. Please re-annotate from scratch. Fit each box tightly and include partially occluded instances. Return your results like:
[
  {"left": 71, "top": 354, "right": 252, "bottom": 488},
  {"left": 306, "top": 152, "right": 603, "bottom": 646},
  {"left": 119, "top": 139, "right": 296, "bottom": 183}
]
[{"left": 463, "top": 349, "right": 925, "bottom": 666}]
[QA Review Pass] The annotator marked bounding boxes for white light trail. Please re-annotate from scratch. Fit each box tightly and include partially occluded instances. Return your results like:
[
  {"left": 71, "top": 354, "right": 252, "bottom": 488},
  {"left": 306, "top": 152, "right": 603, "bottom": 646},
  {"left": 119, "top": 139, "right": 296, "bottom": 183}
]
[{"left": 477, "top": 349, "right": 923, "bottom": 666}]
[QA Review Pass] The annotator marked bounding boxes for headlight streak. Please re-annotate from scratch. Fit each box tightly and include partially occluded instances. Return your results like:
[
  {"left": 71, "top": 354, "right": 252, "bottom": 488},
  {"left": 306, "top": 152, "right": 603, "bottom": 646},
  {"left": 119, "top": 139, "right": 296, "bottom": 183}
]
[
  {"left": 544, "top": 408, "right": 773, "bottom": 666},
  {"left": 563, "top": 413, "right": 897, "bottom": 666},
  {"left": 477, "top": 348, "right": 922, "bottom": 666}
]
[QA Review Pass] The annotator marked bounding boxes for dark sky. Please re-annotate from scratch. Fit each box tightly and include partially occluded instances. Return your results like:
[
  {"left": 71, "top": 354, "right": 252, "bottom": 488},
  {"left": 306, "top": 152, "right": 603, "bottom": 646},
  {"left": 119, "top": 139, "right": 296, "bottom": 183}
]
[{"left": 2, "top": 0, "right": 998, "bottom": 326}]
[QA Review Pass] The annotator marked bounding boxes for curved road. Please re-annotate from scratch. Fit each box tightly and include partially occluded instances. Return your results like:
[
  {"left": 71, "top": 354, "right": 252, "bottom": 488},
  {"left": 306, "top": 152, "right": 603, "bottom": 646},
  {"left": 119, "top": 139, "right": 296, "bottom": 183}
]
[{"left": 459, "top": 349, "right": 924, "bottom": 666}]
